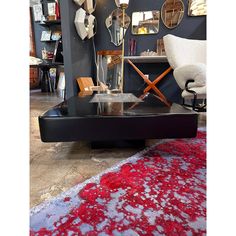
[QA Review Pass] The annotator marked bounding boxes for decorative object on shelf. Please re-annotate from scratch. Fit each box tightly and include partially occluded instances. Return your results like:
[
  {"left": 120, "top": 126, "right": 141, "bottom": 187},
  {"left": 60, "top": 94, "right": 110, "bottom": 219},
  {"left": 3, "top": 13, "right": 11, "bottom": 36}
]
[
  {"left": 46, "top": 0, "right": 60, "bottom": 21},
  {"left": 128, "top": 38, "right": 136, "bottom": 56},
  {"left": 55, "top": 0, "right": 61, "bottom": 19},
  {"left": 41, "top": 30, "right": 51, "bottom": 41},
  {"left": 131, "top": 11, "right": 160, "bottom": 35},
  {"left": 74, "top": 6, "right": 97, "bottom": 40},
  {"left": 41, "top": 48, "right": 47, "bottom": 59},
  {"left": 41, "top": 47, "right": 54, "bottom": 60},
  {"left": 51, "top": 30, "right": 62, "bottom": 41},
  {"left": 161, "top": 0, "right": 184, "bottom": 29},
  {"left": 188, "top": 0, "right": 207, "bottom": 16},
  {"left": 156, "top": 38, "right": 166, "bottom": 55},
  {"left": 140, "top": 50, "right": 158, "bottom": 56},
  {"left": 47, "top": 2, "right": 56, "bottom": 16},
  {"left": 47, "top": 51, "right": 54, "bottom": 60},
  {"left": 47, "top": 15, "right": 57, "bottom": 21},
  {"left": 32, "top": 3, "right": 43, "bottom": 21}
]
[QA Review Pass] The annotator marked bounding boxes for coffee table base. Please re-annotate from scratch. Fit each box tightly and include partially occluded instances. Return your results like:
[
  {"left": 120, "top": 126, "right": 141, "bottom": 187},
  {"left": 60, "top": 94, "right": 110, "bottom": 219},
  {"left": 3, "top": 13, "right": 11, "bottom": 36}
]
[{"left": 39, "top": 95, "right": 198, "bottom": 142}]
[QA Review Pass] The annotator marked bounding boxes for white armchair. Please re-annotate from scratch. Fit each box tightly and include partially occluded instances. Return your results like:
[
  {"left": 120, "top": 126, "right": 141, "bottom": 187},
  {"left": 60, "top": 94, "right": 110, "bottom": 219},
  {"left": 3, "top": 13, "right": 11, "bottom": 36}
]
[{"left": 163, "top": 34, "right": 206, "bottom": 111}]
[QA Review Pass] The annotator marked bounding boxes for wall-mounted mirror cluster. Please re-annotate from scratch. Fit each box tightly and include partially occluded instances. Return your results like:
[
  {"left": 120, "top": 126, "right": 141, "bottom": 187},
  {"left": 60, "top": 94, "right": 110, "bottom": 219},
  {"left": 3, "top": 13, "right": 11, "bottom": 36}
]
[
  {"left": 74, "top": 0, "right": 96, "bottom": 13},
  {"left": 188, "top": 0, "right": 207, "bottom": 16},
  {"left": 73, "top": 0, "right": 97, "bottom": 40},
  {"left": 161, "top": 0, "right": 184, "bottom": 29},
  {"left": 132, "top": 11, "right": 160, "bottom": 35},
  {"left": 105, "top": 8, "right": 131, "bottom": 46}
]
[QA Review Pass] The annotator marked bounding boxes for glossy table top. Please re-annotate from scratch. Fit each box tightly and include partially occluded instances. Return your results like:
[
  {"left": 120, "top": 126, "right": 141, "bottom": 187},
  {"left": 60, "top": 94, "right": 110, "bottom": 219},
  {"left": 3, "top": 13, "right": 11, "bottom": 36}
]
[{"left": 41, "top": 92, "right": 196, "bottom": 118}]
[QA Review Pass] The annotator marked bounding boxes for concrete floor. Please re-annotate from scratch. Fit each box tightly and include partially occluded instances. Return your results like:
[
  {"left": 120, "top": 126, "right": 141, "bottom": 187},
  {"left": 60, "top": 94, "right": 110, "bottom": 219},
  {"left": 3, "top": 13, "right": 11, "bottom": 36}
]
[{"left": 30, "top": 90, "right": 206, "bottom": 208}]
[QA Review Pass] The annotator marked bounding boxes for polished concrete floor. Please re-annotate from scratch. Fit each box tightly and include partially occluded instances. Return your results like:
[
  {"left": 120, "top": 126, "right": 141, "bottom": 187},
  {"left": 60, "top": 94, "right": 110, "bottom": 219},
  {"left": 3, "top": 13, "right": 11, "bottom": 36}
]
[{"left": 30, "top": 90, "right": 206, "bottom": 208}]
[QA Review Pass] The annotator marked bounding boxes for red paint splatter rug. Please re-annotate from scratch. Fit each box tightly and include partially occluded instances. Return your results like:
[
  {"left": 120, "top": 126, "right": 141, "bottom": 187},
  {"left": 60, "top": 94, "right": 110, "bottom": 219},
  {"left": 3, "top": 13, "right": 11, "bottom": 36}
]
[{"left": 30, "top": 129, "right": 206, "bottom": 236}]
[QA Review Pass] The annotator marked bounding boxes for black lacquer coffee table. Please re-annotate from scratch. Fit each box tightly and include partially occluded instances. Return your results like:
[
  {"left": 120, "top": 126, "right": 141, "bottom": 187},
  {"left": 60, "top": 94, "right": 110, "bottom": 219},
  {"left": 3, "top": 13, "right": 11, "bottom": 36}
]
[{"left": 38, "top": 93, "right": 198, "bottom": 142}]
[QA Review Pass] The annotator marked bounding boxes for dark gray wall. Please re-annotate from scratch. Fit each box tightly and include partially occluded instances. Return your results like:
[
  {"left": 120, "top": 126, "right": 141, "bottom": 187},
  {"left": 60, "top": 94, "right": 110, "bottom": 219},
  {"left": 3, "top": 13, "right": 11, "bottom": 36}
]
[
  {"left": 94, "top": 0, "right": 206, "bottom": 103},
  {"left": 60, "top": 0, "right": 95, "bottom": 99}
]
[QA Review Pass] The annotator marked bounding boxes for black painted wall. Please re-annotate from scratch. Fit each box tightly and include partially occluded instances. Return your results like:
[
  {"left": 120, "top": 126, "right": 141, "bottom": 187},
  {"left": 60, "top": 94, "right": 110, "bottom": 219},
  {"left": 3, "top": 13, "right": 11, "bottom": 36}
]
[
  {"left": 60, "top": 0, "right": 95, "bottom": 99},
  {"left": 94, "top": 0, "right": 206, "bottom": 103}
]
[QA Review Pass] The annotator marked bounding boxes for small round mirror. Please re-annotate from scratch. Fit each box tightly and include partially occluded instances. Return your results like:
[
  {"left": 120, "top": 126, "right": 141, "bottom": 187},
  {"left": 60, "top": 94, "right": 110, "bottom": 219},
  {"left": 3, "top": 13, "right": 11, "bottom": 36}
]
[{"left": 161, "top": 0, "right": 184, "bottom": 29}]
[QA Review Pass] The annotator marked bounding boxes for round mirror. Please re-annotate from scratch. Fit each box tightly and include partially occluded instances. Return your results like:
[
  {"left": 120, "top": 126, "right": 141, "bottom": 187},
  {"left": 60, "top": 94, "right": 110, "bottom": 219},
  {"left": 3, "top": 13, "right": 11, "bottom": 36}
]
[
  {"left": 161, "top": 0, "right": 184, "bottom": 29},
  {"left": 105, "top": 8, "right": 131, "bottom": 46}
]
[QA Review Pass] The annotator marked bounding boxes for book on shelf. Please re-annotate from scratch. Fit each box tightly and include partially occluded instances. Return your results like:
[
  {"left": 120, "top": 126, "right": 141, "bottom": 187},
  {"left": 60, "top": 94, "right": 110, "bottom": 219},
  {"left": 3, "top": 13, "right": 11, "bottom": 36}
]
[{"left": 41, "top": 30, "right": 52, "bottom": 41}]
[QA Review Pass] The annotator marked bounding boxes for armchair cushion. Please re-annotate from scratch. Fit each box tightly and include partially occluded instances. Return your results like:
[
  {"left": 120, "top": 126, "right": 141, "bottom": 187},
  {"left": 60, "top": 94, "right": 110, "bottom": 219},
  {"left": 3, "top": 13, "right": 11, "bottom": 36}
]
[
  {"left": 173, "top": 63, "right": 206, "bottom": 89},
  {"left": 182, "top": 86, "right": 206, "bottom": 99},
  {"left": 163, "top": 34, "right": 206, "bottom": 69}
]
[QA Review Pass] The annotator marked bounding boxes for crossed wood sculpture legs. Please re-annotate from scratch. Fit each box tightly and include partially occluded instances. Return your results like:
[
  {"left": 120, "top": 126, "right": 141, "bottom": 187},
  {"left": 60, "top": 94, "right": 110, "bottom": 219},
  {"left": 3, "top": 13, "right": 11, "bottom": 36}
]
[{"left": 127, "top": 59, "right": 172, "bottom": 107}]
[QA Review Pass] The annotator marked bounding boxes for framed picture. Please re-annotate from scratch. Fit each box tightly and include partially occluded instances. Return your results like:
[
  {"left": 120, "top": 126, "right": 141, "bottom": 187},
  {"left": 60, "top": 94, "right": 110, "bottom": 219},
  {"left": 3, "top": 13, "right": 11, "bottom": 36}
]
[
  {"left": 51, "top": 31, "right": 62, "bottom": 41},
  {"left": 41, "top": 30, "right": 52, "bottom": 41},
  {"left": 47, "top": 2, "right": 56, "bottom": 16},
  {"left": 33, "top": 4, "right": 43, "bottom": 22}
]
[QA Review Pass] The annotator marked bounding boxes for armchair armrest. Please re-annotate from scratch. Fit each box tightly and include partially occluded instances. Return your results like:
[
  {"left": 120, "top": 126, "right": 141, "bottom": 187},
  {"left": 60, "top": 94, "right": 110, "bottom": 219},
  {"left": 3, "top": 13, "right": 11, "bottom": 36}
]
[{"left": 173, "top": 63, "right": 206, "bottom": 89}]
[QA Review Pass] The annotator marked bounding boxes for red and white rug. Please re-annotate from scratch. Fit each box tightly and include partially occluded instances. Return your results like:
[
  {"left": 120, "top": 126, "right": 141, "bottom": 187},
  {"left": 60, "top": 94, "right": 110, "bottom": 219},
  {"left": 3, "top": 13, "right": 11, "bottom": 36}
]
[{"left": 30, "top": 129, "right": 206, "bottom": 235}]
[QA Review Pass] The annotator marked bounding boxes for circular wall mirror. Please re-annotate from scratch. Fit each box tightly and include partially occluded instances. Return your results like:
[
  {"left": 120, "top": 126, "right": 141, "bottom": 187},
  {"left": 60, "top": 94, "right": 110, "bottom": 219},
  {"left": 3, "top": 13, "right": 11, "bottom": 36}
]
[{"left": 161, "top": 0, "right": 184, "bottom": 29}]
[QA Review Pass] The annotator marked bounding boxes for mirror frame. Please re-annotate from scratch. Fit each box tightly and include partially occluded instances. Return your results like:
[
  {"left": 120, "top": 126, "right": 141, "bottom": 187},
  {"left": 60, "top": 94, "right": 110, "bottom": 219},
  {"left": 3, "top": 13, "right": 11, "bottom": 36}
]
[
  {"left": 161, "top": 0, "right": 185, "bottom": 29},
  {"left": 105, "top": 8, "right": 130, "bottom": 46},
  {"left": 74, "top": 8, "right": 97, "bottom": 40},
  {"left": 73, "top": 0, "right": 96, "bottom": 14},
  {"left": 188, "top": 0, "right": 207, "bottom": 16},
  {"left": 84, "top": 0, "right": 96, "bottom": 14}
]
